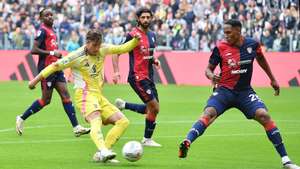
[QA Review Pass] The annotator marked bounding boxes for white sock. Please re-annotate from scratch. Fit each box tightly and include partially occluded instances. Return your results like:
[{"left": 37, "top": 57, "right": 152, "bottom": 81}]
[{"left": 282, "top": 156, "right": 291, "bottom": 164}]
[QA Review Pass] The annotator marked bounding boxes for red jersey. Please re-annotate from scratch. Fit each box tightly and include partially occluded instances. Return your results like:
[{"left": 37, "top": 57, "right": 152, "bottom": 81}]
[{"left": 126, "top": 27, "right": 156, "bottom": 82}]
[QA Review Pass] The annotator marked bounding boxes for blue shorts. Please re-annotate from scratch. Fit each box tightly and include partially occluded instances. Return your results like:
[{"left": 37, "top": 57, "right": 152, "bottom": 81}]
[
  {"left": 205, "top": 87, "right": 267, "bottom": 119},
  {"left": 128, "top": 78, "right": 159, "bottom": 103},
  {"left": 41, "top": 71, "right": 66, "bottom": 90}
]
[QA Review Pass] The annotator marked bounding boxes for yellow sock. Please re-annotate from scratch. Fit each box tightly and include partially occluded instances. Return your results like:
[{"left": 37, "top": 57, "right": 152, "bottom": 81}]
[
  {"left": 89, "top": 117, "right": 106, "bottom": 150},
  {"left": 105, "top": 117, "right": 130, "bottom": 149}
]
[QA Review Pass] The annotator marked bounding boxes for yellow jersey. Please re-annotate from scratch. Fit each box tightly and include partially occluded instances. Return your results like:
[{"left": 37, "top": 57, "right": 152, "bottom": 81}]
[{"left": 40, "top": 38, "right": 139, "bottom": 93}]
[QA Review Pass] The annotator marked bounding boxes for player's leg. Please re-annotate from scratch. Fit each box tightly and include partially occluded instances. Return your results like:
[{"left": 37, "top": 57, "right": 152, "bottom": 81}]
[
  {"left": 16, "top": 80, "right": 53, "bottom": 135},
  {"left": 237, "top": 90, "right": 299, "bottom": 169},
  {"left": 179, "top": 87, "right": 234, "bottom": 158},
  {"left": 54, "top": 77, "right": 90, "bottom": 137},
  {"left": 115, "top": 78, "right": 147, "bottom": 114},
  {"left": 74, "top": 90, "right": 115, "bottom": 162},
  {"left": 255, "top": 109, "right": 299, "bottom": 169},
  {"left": 100, "top": 97, "right": 130, "bottom": 150},
  {"left": 86, "top": 111, "right": 117, "bottom": 162}
]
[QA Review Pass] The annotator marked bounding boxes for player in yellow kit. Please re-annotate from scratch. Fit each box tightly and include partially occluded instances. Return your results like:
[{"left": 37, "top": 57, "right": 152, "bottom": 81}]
[{"left": 28, "top": 29, "right": 140, "bottom": 163}]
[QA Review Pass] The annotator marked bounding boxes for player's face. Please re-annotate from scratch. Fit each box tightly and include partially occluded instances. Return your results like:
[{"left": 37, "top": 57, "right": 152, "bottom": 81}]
[
  {"left": 86, "top": 40, "right": 101, "bottom": 56},
  {"left": 41, "top": 9, "right": 54, "bottom": 26},
  {"left": 138, "top": 13, "right": 152, "bottom": 29},
  {"left": 223, "top": 24, "right": 241, "bottom": 45}
]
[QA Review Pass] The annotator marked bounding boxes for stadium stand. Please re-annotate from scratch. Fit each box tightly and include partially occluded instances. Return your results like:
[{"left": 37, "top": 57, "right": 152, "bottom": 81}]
[{"left": 0, "top": 0, "right": 299, "bottom": 52}]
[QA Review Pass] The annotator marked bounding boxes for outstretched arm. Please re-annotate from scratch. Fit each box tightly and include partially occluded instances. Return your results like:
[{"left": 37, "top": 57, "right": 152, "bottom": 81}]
[
  {"left": 256, "top": 54, "right": 280, "bottom": 96},
  {"left": 103, "top": 34, "right": 140, "bottom": 55},
  {"left": 29, "top": 53, "right": 76, "bottom": 89}
]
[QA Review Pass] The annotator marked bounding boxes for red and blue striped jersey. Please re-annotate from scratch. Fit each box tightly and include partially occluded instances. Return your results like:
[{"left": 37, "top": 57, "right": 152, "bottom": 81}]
[
  {"left": 125, "top": 27, "right": 156, "bottom": 82},
  {"left": 209, "top": 37, "right": 263, "bottom": 91},
  {"left": 35, "top": 24, "right": 59, "bottom": 72}
]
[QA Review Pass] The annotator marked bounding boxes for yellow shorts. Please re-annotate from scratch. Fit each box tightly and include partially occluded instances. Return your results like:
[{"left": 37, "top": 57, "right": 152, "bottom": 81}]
[{"left": 74, "top": 89, "right": 120, "bottom": 121}]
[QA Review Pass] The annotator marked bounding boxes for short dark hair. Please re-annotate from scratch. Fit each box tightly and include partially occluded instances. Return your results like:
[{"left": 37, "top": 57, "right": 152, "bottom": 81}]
[
  {"left": 86, "top": 29, "right": 102, "bottom": 43},
  {"left": 136, "top": 7, "right": 153, "bottom": 17},
  {"left": 224, "top": 19, "right": 242, "bottom": 28}
]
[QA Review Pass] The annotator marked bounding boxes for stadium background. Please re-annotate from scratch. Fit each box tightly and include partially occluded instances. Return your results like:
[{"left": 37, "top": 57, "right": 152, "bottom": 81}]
[{"left": 0, "top": 1, "right": 300, "bottom": 169}]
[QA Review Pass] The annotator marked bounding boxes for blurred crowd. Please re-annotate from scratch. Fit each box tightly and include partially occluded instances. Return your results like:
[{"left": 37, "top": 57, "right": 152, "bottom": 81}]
[{"left": 0, "top": 0, "right": 299, "bottom": 52}]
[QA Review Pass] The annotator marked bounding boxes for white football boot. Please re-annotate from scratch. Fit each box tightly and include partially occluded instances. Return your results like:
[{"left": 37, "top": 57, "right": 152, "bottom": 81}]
[
  {"left": 141, "top": 137, "right": 162, "bottom": 147},
  {"left": 93, "top": 149, "right": 117, "bottom": 163},
  {"left": 115, "top": 98, "right": 126, "bottom": 110},
  {"left": 73, "top": 125, "right": 90, "bottom": 137},
  {"left": 284, "top": 163, "right": 300, "bottom": 169},
  {"left": 16, "top": 115, "right": 24, "bottom": 136}
]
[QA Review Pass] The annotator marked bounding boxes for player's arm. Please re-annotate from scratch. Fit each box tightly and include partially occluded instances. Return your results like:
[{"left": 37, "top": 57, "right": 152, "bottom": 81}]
[
  {"left": 111, "top": 34, "right": 132, "bottom": 84},
  {"left": 31, "top": 29, "right": 61, "bottom": 58},
  {"left": 104, "top": 34, "right": 140, "bottom": 55},
  {"left": 28, "top": 53, "right": 76, "bottom": 89},
  {"left": 112, "top": 54, "right": 120, "bottom": 84},
  {"left": 255, "top": 45, "right": 280, "bottom": 95},
  {"left": 152, "top": 34, "right": 161, "bottom": 69},
  {"left": 206, "top": 47, "right": 221, "bottom": 85}
]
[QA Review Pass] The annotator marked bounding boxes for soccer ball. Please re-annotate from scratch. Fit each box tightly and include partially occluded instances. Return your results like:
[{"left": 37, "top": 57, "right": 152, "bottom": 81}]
[{"left": 122, "top": 141, "right": 143, "bottom": 162}]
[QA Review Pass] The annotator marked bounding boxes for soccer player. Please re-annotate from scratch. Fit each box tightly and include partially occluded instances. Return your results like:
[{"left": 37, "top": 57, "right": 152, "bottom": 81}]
[
  {"left": 113, "top": 7, "right": 162, "bottom": 147},
  {"left": 28, "top": 29, "right": 141, "bottom": 162},
  {"left": 16, "top": 8, "right": 89, "bottom": 137},
  {"left": 178, "top": 19, "right": 300, "bottom": 169}
]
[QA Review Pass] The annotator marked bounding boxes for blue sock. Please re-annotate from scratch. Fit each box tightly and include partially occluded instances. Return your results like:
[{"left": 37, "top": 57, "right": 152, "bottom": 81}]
[
  {"left": 125, "top": 102, "right": 146, "bottom": 114},
  {"left": 186, "top": 120, "right": 207, "bottom": 143},
  {"left": 21, "top": 100, "right": 45, "bottom": 120},
  {"left": 63, "top": 102, "right": 79, "bottom": 127},
  {"left": 266, "top": 128, "right": 287, "bottom": 157},
  {"left": 144, "top": 119, "right": 156, "bottom": 138}
]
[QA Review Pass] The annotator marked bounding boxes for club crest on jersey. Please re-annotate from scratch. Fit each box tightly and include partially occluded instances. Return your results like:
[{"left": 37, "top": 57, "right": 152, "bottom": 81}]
[
  {"left": 37, "top": 30, "right": 42, "bottom": 37},
  {"left": 247, "top": 47, "right": 252, "bottom": 54}
]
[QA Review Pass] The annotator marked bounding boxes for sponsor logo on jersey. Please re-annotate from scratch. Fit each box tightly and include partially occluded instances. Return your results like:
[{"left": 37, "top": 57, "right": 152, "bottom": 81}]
[
  {"left": 143, "top": 55, "right": 154, "bottom": 60},
  {"left": 231, "top": 69, "right": 248, "bottom": 74}
]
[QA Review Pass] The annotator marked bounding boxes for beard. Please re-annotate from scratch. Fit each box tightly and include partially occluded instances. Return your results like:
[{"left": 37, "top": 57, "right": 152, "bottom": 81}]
[{"left": 138, "top": 21, "right": 150, "bottom": 29}]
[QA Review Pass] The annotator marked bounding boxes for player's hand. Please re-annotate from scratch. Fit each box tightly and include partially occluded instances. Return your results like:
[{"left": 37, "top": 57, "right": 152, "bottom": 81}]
[
  {"left": 112, "top": 72, "right": 121, "bottom": 84},
  {"left": 153, "top": 59, "right": 161, "bottom": 69},
  {"left": 211, "top": 74, "right": 221, "bottom": 85},
  {"left": 28, "top": 80, "right": 36, "bottom": 90},
  {"left": 133, "top": 33, "right": 141, "bottom": 40},
  {"left": 54, "top": 50, "right": 62, "bottom": 58},
  {"left": 271, "top": 80, "right": 280, "bottom": 96}
]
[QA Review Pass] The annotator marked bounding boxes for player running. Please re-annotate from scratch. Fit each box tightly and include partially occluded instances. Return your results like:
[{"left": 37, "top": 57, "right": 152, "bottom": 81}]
[
  {"left": 178, "top": 19, "right": 300, "bottom": 169},
  {"left": 113, "top": 7, "right": 162, "bottom": 147},
  {"left": 16, "top": 8, "right": 89, "bottom": 137},
  {"left": 28, "top": 29, "right": 140, "bottom": 163}
]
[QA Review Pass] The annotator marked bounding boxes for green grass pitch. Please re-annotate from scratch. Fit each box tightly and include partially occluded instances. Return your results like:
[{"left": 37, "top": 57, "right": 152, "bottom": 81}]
[{"left": 0, "top": 81, "right": 299, "bottom": 169}]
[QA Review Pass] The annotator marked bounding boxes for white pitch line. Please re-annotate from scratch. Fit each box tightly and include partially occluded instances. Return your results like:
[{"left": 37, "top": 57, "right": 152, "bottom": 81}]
[
  {"left": 1, "top": 119, "right": 300, "bottom": 133},
  {"left": 0, "top": 132, "right": 300, "bottom": 145}
]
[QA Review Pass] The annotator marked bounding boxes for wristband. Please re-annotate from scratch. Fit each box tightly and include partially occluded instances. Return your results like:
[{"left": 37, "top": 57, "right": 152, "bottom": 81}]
[{"left": 49, "top": 51, "right": 55, "bottom": 56}]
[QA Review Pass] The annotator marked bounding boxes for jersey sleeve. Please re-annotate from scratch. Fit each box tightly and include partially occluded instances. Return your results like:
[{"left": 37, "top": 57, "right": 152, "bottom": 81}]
[
  {"left": 101, "top": 37, "right": 138, "bottom": 56},
  {"left": 209, "top": 47, "right": 221, "bottom": 65},
  {"left": 40, "top": 52, "right": 78, "bottom": 78},
  {"left": 35, "top": 28, "right": 46, "bottom": 45}
]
